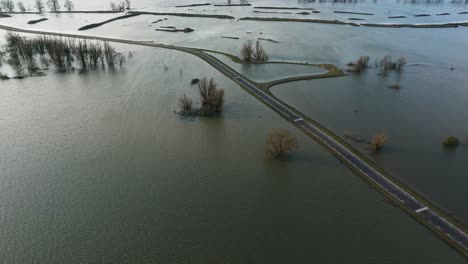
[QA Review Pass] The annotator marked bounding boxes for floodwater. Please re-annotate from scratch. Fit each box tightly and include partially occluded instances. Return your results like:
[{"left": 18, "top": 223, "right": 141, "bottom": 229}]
[
  {"left": 0, "top": 42, "right": 465, "bottom": 264},
  {"left": 207, "top": 52, "right": 327, "bottom": 83},
  {"left": 272, "top": 65, "right": 468, "bottom": 223},
  {"left": 1, "top": 0, "right": 468, "bottom": 262}
]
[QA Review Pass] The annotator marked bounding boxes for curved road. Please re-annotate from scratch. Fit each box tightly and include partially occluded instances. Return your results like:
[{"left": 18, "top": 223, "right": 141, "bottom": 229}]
[{"left": 0, "top": 24, "right": 467, "bottom": 257}]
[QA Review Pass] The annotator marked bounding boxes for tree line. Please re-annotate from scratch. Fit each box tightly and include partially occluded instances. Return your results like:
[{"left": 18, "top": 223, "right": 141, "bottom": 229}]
[
  {"left": 1, "top": 32, "right": 128, "bottom": 78},
  {"left": 0, "top": 0, "right": 131, "bottom": 13},
  {"left": 0, "top": 0, "right": 73, "bottom": 12}
]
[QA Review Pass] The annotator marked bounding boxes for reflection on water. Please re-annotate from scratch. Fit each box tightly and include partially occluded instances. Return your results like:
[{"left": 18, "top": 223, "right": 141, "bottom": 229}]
[
  {"left": 208, "top": 52, "right": 327, "bottom": 82},
  {"left": 0, "top": 45, "right": 465, "bottom": 263},
  {"left": 1, "top": 1, "right": 468, "bottom": 262},
  {"left": 272, "top": 65, "right": 468, "bottom": 223}
]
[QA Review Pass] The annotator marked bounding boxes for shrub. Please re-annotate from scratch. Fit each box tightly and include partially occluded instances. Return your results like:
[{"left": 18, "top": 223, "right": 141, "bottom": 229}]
[
  {"left": 370, "top": 132, "right": 386, "bottom": 153},
  {"left": 443, "top": 136, "right": 459, "bottom": 147},
  {"left": 178, "top": 94, "right": 194, "bottom": 115},
  {"left": 354, "top": 56, "right": 369, "bottom": 72},
  {"left": 387, "top": 83, "right": 400, "bottom": 89},
  {"left": 266, "top": 128, "right": 298, "bottom": 159}
]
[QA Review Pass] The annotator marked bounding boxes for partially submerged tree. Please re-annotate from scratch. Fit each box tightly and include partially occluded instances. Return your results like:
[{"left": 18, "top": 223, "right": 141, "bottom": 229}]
[
  {"left": 17, "top": 1, "right": 26, "bottom": 12},
  {"left": 379, "top": 56, "right": 407, "bottom": 72},
  {"left": 88, "top": 42, "right": 103, "bottom": 68},
  {"left": 177, "top": 78, "right": 225, "bottom": 116},
  {"left": 45, "top": 38, "right": 67, "bottom": 69},
  {"left": 370, "top": 132, "right": 386, "bottom": 154},
  {"left": 252, "top": 40, "right": 268, "bottom": 63},
  {"left": 35, "top": 0, "right": 45, "bottom": 12},
  {"left": 110, "top": 1, "right": 117, "bottom": 10},
  {"left": 72, "top": 39, "right": 89, "bottom": 70},
  {"left": 241, "top": 39, "right": 254, "bottom": 62},
  {"left": 241, "top": 39, "right": 268, "bottom": 63},
  {"left": 198, "top": 77, "right": 225, "bottom": 115},
  {"left": 0, "top": 0, "right": 15, "bottom": 12},
  {"left": 266, "top": 128, "right": 298, "bottom": 159},
  {"left": 103, "top": 42, "right": 117, "bottom": 68},
  {"left": 395, "top": 56, "right": 407, "bottom": 71},
  {"left": 124, "top": 0, "right": 131, "bottom": 10},
  {"left": 47, "top": 0, "right": 60, "bottom": 12},
  {"left": 351, "top": 56, "right": 369, "bottom": 72},
  {"left": 63, "top": 0, "right": 73, "bottom": 11},
  {"left": 117, "top": 1, "right": 125, "bottom": 11},
  {"left": 178, "top": 94, "right": 194, "bottom": 115}
]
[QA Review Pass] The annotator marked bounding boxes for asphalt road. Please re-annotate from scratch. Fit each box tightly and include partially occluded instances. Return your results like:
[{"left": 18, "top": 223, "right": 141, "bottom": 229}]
[
  {"left": 0, "top": 24, "right": 466, "bottom": 255},
  {"left": 195, "top": 52, "right": 468, "bottom": 253}
]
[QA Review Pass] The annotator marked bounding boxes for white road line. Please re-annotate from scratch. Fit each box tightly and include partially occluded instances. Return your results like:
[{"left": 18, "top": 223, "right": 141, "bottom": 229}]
[{"left": 416, "top": 207, "right": 428, "bottom": 213}]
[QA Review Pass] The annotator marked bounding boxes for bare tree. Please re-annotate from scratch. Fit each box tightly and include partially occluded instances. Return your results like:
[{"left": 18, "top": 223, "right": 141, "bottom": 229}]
[
  {"left": 20, "top": 38, "right": 36, "bottom": 63},
  {"left": 370, "top": 132, "right": 386, "bottom": 154},
  {"left": 17, "top": 1, "right": 27, "bottom": 12},
  {"left": 103, "top": 42, "right": 117, "bottom": 67},
  {"left": 266, "top": 128, "right": 298, "bottom": 158},
  {"left": 35, "top": 0, "right": 45, "bottom": 12},
  {"left": 88, "top": 42, "right": 103, "bottom": 68},
  {"left": 241, "top": 39, "right": 254, "bottom": 62},
  {"left": 198, "top": 78, "right": 225, "bottom": 115},
  {"left": 47, "top": 0, "right": 60, "bottom": 12},
  {"left": 72, "top": 39, "right": 89, "bottom": 70},
  {"left": 117, "top": 53, "right": 126, "bottom": 67},
  {"left": 0, "top": 0, "right": 15, "bottom": 12},
  {"left": 117, "top": 1, "right": 125, "bottom": 11},
  {"left": 110, "top": 1, "right": 117, "bottom": 10},
  {"left": 63, "top": 0, "right": 73, "bottom": 11},
  {"left": 124, "top": 0, "right": 131, "bottom": 9},
  {"left": 252, "top": 40, "right": 268, "bottom": 63},
  {"left": 354, "top": 56, "right": 369, "bottom": 72},
  {"left": 178, "top": 94, "right": 194, "bottom": 115}
]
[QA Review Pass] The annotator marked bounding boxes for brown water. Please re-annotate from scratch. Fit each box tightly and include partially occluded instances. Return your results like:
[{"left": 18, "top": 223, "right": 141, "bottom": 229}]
[
  {"left": 1, "top": 1, "right": 468, "bottom": 262},
  {"left": 0, "top": 45, "right": 466, "bottom": 263},
  {"left": 272, "top": 65, "right": 468, "bottom": 224}
]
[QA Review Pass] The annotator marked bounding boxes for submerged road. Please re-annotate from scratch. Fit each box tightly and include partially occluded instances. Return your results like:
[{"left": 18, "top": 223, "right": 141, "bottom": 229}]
[{"left": 0, "top": 24, "right": 467, "bottom": 256}]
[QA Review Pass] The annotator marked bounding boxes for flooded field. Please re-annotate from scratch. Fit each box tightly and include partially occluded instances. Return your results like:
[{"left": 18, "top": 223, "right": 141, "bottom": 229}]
[{"left": 1, "top": 0, "right": 467, "bottom": 262}]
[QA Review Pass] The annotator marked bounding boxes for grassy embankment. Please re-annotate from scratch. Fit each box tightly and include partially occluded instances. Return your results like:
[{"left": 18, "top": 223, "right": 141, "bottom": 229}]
[
  {"left": 239, "top": 17, "right": 360, "bottom": 26},
  {"left": 192, "top": 48, "right": 345, "bottom": 91},
  {"left": 78, "top": 13, "right": 141, "bottom": 30},
  {"left": 240, "top": 16, "right": 468, "bottom": 28},
  {"left": 128, "top": 11, "right": 234, "bottom": 20},
  {"left": 27, "top": 18, "right": 48, "bottom": 24}
]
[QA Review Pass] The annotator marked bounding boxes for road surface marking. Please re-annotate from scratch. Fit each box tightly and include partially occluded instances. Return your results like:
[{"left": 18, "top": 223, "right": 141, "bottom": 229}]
[
  {"left": 294, "top": 118, "right": 303, "bottom": 122},
  {"left": 416, "top": 207, "right": 428, "bottom": 213}
]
